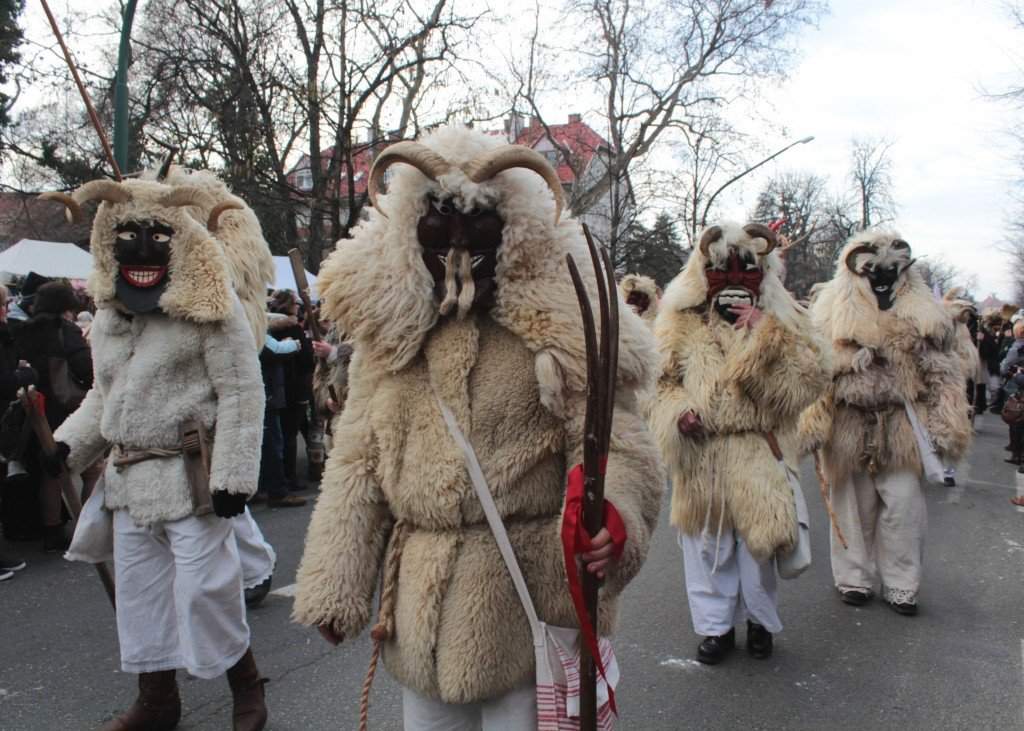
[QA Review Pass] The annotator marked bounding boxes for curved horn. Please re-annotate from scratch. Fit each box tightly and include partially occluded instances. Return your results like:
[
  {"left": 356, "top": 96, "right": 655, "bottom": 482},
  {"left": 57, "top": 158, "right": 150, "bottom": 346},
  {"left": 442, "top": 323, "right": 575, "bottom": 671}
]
[
  {"left": 156, "top": 148, "right": 178, "bottom": 182},
  {"left": 698, "top": 225, "right": 723, "bottom": 259},
  {"left": 463, "top": 145, "right": 565, "bottom": 222},
  {"left": 743, "top": 223, "right": 779, "bottom": 256},
  {"left": 159, "top": 186, "right": 217, "bottom": 211},
  {"left": 73, "top": 179, "right": 132, "bottom": 206},
  {"left": 367, "top": 141, "right": 452, "bottom": 214},
  {"left": 207, "top": 201, "right": 244, "bottom": 233},
  {"left": 844, "top": 244, "right": 877, "bottom": 274},
  {"left": 39, "top": 192, "right": 83, "bottom": 224}
]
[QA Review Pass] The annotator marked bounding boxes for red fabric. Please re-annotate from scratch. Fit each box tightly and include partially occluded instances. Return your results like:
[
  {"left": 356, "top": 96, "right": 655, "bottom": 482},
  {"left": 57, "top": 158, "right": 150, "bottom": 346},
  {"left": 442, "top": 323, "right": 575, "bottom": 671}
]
[
  {"left": 768, "top": 218, "right": 785, "bottom": 232},
  {"left": 32, "top": 390, "right": 46, "bottom": 412},
  {"left": 561, "top": 463, "right": 626, "bottom": 715}
]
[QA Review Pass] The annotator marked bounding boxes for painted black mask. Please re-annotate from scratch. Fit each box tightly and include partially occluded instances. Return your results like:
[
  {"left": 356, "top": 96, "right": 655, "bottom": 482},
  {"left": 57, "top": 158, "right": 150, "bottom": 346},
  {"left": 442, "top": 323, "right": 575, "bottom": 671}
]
[
  {"left": 626, "top": 290, "right": 650, "bottom": 317},
  {"left": 417, "top": 195, "right": 503, "bottom": 317},
  {"left": 846, "top": 239, "right": 912, "bottom": 312},
  {"left": 114, "top": 220, "right": 173, "bottom": 314},
  {"left": 866, "top": 263, "right": 900, "bottom": 311}
]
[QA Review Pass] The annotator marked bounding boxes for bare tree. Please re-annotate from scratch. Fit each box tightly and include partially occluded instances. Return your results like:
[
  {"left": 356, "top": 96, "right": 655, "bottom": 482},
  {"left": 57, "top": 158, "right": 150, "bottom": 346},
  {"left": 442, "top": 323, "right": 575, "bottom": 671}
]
[
  {"left": 508, "top": 0, "right": 822, "bottom": 262},
  {"left": 850, "top": 136, "right": 896, "bottom": 229}
]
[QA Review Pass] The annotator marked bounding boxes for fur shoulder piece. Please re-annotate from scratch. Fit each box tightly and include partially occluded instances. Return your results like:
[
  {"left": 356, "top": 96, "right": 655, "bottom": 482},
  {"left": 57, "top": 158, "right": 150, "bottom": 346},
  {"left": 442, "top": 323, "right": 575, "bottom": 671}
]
[
  {"left": 316, "top": 125, "right": 655, "bottom": 398},
  {"left": 811, "top": 230, "right": 954, "bottom": 348}
]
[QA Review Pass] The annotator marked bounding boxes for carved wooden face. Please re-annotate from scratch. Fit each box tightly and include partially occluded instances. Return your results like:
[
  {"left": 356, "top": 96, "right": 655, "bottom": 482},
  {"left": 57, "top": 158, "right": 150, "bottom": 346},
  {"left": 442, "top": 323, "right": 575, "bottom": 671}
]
[
  {"left": 416, "top": 194, "right": 504, "bottom": 316},
  {"left": 113, "top": 220, "right": 174, "bottom": 313},
  {"left": 705, "top": 248, "right": 763, "bottom": 323}
]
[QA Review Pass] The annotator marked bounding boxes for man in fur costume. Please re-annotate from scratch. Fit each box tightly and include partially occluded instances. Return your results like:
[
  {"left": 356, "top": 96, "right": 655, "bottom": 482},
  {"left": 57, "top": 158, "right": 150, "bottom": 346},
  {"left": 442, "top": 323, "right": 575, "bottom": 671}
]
[
  {"left": 44, "top": 168, "right": 275, "bottom": 731},
  {"left": 619, "top": 273, "right": 660, "bottom": 327},
  {"left": 649, "top": 222, "right": 828, "bottom": 664},
  {"left": 801, "top": 232, "right": 971, "bottom": 615},
  {"left": 292, "top": 126, "right": 663, "bottom": 728}
]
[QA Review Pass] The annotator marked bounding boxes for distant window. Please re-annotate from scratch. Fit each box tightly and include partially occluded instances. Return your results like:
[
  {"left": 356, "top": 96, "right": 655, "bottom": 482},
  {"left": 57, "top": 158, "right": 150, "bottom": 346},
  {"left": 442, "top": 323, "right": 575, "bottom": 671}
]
[{"left": 296, "top": 170, "right": 313, "bottom": 191}]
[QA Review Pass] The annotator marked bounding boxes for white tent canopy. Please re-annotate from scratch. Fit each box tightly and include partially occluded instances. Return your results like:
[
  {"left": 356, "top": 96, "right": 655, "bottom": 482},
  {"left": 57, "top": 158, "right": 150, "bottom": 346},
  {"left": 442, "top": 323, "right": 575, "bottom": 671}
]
[
  {"left": 272, "top": 256, "right": 318, "bottom": 299},
  {"left": 0, "top": 239, "right": 94, "bottom": 281}
]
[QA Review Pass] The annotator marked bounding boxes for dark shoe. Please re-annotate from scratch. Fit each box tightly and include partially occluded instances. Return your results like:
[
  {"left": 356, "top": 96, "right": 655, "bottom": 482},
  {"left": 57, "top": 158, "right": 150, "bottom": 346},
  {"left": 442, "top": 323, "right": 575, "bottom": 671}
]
[
  {"left": 226, "top": 648, "right": 268, "bottom": 731},
  {"left": 887, "top": 601, "right": 918, "bottom": 616},
  {"left": 696, "top": 628, "right": 735, "bottom": 665},
  {"left": 100, "top": 670, "right": 181, "bottom": 731},
  {"left": 42, "top": 525, "right": 69, "bottom": 553},
  {"left": 267, "top": 494, "right": 306, "bottom": 508},
  {"left": 839, "top": 588, "right": 871, "bottom": 606},
  {"left": 0, "top": 569, "right": 12, "bottom": 582},
  {"left": 245, "top": 576, "right": 272, "bottom": 608},
  {"left": 943, "top": 477, "right": 956, "bottom": 487},
  {"left": 746, "top": 621, "right": 773, "bottom": 659},
  {"left": 0, "top": 553, "right": 26, "bottom": 572}
]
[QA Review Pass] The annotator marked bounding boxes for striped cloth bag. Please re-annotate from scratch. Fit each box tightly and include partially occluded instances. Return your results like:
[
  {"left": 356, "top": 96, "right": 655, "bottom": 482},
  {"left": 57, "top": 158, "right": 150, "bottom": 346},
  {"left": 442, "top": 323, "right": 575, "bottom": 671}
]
[{"left": 438, "top": 400, "right": 618, "bottom": 730}]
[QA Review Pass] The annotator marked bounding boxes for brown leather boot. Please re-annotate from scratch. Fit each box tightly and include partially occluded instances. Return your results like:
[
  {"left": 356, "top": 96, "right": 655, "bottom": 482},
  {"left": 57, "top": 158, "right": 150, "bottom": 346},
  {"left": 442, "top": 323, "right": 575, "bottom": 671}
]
[
  {"left": 226, "top": 648, "right": 267, "bottom": 731},
  {"left": 100, "top": 670, "right": 181, "bottom": 731}
]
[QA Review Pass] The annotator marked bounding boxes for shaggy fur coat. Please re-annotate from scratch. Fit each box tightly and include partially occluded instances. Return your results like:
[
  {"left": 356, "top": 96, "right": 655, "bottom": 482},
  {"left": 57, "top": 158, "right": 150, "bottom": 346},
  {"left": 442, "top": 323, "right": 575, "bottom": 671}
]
[
  {"left": 293, "top": 126, "right": 664, "bottom": 705},
  {"left": 649, "top": 223, "right": 829, "bottom": 561},
  {"left": 800, "top": 233, "right": 972, "bottom": 485},
  {"left": 56, "top": 297, "right": 263, "bottom": 525},
  {"left": 52, "top": 171, "right": 269, "bottom": 526}
]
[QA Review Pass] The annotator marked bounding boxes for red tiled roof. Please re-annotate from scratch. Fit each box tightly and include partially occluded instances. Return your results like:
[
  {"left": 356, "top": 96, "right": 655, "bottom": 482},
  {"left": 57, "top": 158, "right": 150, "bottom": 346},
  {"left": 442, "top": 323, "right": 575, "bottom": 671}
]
[
  {"left": 515, "top": 120, "right": 609, "bottom": 184},
  {"left": 287, "top": 145, "right": 374, "bottom": 197}
]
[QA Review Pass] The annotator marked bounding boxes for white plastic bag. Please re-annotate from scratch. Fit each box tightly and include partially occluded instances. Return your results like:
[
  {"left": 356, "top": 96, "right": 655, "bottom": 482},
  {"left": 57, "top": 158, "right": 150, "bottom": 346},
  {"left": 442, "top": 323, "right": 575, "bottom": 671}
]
[
  {"left": 903, "top": 401, "right": 946, "bottom": 484},
  {"left": 64, "top": 475, "right": 113, "bottom": 564},
  {"left": 776, "top": 464, "right": 811, "bottom": 579}
]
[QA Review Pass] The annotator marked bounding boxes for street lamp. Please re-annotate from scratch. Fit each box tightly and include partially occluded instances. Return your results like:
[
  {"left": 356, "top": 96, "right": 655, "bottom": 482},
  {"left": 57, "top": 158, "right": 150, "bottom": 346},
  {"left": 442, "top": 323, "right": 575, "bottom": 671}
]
[{"left": 698, "top": 135, "right": 815, "bottom": 229}]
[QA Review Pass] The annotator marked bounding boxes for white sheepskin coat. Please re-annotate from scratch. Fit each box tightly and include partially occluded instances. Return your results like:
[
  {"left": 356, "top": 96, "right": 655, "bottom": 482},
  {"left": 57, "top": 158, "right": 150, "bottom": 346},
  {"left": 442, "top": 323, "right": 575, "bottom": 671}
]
[
  {"left": 649, "top": 222, "right": 830, "bottom": 560},
  {"left": 293, "top": 125, "right": 664, "bottom": 704}
]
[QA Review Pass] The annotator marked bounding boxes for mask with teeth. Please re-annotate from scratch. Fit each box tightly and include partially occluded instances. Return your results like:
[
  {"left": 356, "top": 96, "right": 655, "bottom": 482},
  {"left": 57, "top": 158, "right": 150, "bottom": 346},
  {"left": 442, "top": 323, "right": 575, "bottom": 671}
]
[
  {"left": 705, "top": 250, "right": 763, "bottom": 323},
  {"left": 626, "top": 290, "right": 651, "bottom": 316},
  {"left": 114, "top": 220, "right": 174, "bottom": 314},
  {"left": 845, "top": 239, "right": 914, "bottom": 312},
  {"left": 417, "top": 195, "right": 504, "bottom": 318}
]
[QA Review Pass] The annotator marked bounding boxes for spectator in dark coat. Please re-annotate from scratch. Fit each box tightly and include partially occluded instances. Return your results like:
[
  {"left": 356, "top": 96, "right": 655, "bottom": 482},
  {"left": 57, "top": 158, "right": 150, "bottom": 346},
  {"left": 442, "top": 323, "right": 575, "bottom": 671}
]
[
  {"left": 268, "top": 290, "right": 314, "bottom": 491},
  {"left": 12, "top": 282, "right": 91, "bottom": 550}
]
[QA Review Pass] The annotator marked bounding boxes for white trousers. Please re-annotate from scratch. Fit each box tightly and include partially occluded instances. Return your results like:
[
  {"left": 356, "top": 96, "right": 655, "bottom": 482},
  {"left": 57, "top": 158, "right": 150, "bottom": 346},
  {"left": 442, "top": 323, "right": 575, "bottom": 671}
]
[
  {"left": 113, "top": 510, "right": 250, "bottom": 679},
  {"left": 830, "top": 469, "right": 926, "bottom": 604},
  {"left": 402, "top": 683, "right": 536, "bottom": 731},
  {"left": 679, "top": 527, "right": 782, "bottom": 637},
  {"left": 231, "top": 507, "right": 276, "bottom": 589}
]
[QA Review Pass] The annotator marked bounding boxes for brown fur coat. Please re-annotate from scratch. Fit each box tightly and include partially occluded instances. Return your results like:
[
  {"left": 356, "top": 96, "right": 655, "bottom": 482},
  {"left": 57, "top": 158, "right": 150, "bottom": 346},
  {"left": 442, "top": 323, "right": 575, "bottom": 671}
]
[
  {"left": 292, "top": 126, "right": 663, "bottom": 704},
  {"left": 650, "top": 223, "right": 829, "bottom": 561},
  {"left": 800, "top": 233, "right": 972, "bottom": 484}
]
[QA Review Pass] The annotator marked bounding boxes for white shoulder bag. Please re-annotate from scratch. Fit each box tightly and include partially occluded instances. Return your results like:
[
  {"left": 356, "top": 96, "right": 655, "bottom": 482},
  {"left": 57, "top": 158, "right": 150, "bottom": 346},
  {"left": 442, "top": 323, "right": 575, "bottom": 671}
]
[{"left": 437, "top": 399, "right": 618, "bottom": 730}]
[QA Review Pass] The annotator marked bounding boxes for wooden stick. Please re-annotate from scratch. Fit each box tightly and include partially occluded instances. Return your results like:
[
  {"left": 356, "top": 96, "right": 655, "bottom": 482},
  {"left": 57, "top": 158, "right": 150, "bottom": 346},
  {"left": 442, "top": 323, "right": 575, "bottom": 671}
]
[
  {"left": 19, "top": 387, "right": 117, "bottom": 607},
  {"left": 287, "top": 247, "right": 322, "bottom": 341},
  {"left": 566, "top": 223, "right": 618, "bottom": 731},
  {"left": 37, "top": 0, "right": 122, "bottom": 181},
  {"left": 813, "top": 450, "right": 848, "bottom": 550}
]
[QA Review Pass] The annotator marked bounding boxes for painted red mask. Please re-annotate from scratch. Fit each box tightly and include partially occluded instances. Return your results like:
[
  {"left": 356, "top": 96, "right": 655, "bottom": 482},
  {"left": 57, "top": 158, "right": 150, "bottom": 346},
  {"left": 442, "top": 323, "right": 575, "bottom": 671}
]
[{"left": 705, "top": 251, "right": 763, "bottom": 301}]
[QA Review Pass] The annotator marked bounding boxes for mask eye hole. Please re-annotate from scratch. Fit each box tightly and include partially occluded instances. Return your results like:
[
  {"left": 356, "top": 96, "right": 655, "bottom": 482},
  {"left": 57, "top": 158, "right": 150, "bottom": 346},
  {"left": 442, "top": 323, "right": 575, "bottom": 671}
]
[
  {"left": 116, "top": 230, "right": 137, "bottom": 241},
  {"left": 431, "top": 198, "right": 454, "bottom": 216},
  {"left": 892, "top": 239, "right": 909, "bottom": 250},
  {"left": 152, "top": 232, "right": 171, "bottom": 243}
]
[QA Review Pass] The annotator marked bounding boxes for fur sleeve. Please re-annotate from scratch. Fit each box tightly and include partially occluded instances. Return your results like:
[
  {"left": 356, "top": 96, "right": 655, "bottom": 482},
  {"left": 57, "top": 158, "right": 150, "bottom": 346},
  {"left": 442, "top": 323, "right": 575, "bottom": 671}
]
[
  {"left": 202, "top": 298, "right": 265, "bottom": 496},
  {"left": 796, "top": 391, "right": 835, "bottom": 456},
  {"left": 723, "top": 315, "right": 830, "bottom": 423},
  {"left": 918, "top": 345, "right": 972, "bottom": 462},
  {"left": 55, "top": 386, "right": 108, "bottom": 474},
  {"left": 293, "top": 353, "right": 394, "bottom": 636},
  {"left": 564, "top": 395, "right": 665, "bottom": 599}
]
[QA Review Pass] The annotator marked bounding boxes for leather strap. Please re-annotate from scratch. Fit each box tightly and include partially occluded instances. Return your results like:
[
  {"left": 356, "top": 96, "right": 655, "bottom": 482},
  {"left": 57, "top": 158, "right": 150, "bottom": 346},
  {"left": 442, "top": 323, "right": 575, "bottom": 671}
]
[
  {"left": 760, "top": 431, "right": 783, "bottom": 461},
  {"left": 435, "top": 398, "right": 544, "bottom": 646}
]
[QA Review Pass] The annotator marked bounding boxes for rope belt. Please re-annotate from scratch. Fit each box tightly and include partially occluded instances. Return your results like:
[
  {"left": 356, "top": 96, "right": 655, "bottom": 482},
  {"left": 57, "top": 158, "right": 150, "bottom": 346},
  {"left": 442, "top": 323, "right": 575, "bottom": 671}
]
[
  {"left": 360, "top": 519, "right": 409, "bottom": 731},
  {"left": 841, "top": 402, "right": 900, "bottom": 476},
  {"left": 111, "top": 445, "right": 183, "bottom": 471}
]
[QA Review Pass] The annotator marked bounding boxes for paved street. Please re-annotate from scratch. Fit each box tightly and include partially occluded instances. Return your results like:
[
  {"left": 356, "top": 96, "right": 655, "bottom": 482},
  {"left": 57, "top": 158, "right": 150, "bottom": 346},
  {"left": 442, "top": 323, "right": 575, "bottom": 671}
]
[{"left": 1, "top": 413, "right": 1022, "bottom": 730}]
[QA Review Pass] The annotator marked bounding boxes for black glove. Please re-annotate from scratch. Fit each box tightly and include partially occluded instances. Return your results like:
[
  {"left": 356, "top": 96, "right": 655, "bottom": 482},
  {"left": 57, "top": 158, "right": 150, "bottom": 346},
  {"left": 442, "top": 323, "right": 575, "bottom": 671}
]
[
  {"left": 212, "top": 490, "right": 247, "bottom": 519},
  {"left": 41, "top": 441, "right": 71, "bottom": 478}
]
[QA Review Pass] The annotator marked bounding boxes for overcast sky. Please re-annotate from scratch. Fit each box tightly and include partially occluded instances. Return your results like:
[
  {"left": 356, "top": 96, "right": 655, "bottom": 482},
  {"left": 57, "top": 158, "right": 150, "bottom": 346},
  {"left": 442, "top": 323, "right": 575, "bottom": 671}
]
[{"left": 716, "top": 0, "right": 1022, "bottom": 300}]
